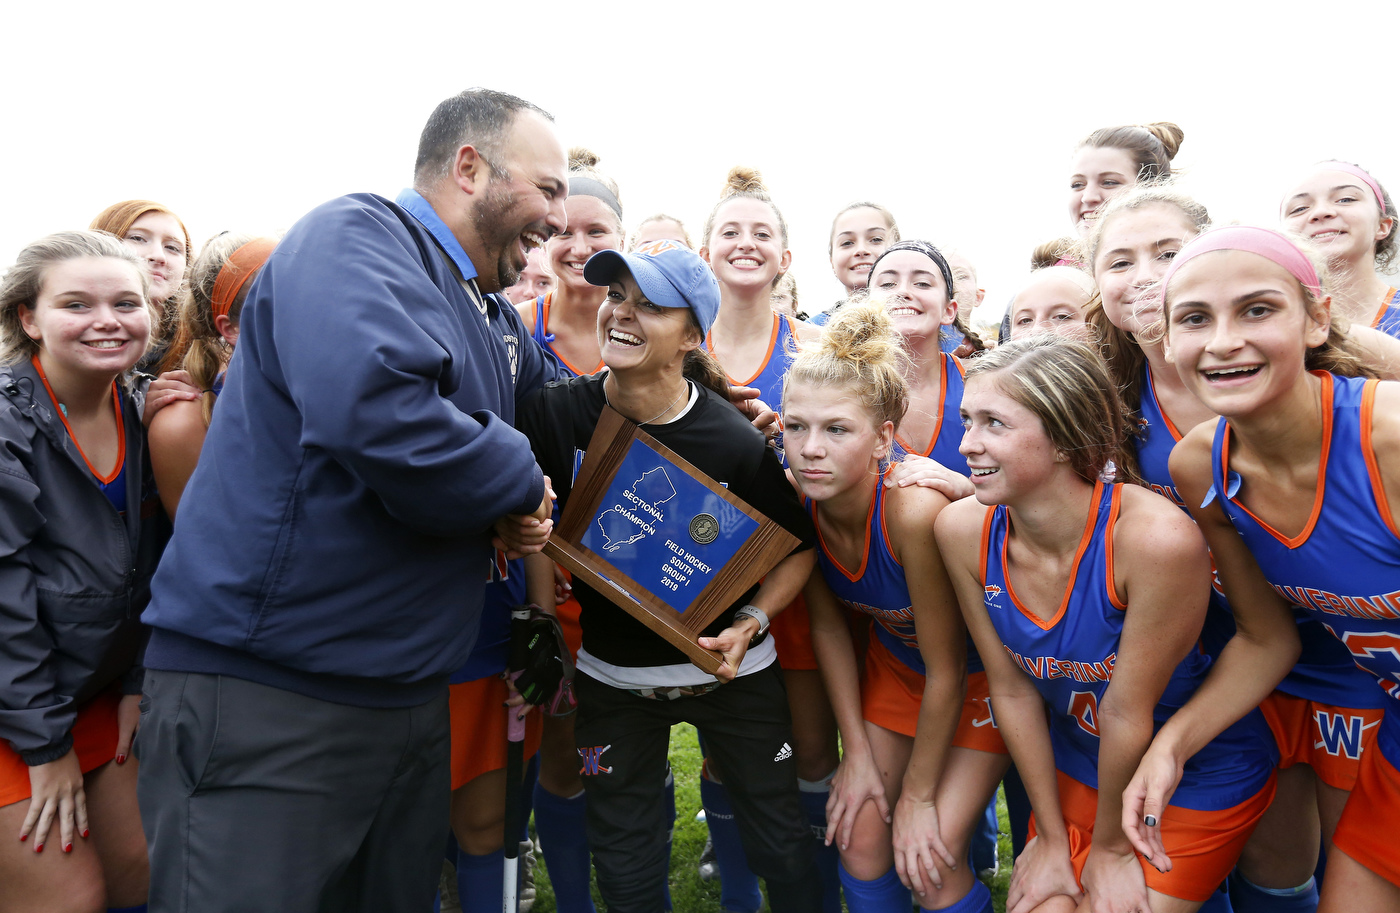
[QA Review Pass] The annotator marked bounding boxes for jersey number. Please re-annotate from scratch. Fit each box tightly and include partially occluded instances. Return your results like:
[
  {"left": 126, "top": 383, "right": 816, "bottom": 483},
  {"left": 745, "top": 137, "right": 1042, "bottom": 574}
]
[
  {"left": 1068, "top": 691, "right": 1100, "bottom": 737},
  {"left": 1336, "top": 631, "right": 1400, "bottom": 684}
]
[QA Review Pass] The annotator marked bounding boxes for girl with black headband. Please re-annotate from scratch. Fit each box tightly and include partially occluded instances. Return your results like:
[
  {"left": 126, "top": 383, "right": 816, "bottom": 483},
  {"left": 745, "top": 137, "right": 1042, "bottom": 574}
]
[
  {"left": 808, "top": 241, "right": 1006, "bottom": 913},
  {"left": 515, "top": 148, "right": 624, "bottom": 379}
]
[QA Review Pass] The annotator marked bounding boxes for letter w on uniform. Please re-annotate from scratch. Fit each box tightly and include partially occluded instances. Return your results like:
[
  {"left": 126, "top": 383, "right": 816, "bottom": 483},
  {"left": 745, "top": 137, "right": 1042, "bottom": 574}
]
[
  {"left": 1313, "top": 712, "right": 1377, "bottom": 760},
  {"left": 578, "top": 744, "right": 613, "bottom": 775}
]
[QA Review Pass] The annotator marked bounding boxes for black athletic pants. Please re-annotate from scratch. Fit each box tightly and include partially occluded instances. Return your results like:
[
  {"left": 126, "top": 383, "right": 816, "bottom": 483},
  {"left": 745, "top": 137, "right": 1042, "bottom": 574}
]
[{"left": 575, "top": 663, "right": 821, "bottom": 913}]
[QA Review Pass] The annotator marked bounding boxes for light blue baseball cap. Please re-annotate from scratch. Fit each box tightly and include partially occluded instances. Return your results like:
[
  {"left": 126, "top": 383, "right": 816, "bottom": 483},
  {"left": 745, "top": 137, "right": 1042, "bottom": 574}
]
[{"left": 583, "top": 240, "right": 721, "bottom": 336}]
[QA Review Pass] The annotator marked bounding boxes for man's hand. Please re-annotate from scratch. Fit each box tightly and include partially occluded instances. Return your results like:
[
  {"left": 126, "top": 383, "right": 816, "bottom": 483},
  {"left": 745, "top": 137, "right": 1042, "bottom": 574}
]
[{"left": 493, "top": 475, "right": 555, "bottom": 558}]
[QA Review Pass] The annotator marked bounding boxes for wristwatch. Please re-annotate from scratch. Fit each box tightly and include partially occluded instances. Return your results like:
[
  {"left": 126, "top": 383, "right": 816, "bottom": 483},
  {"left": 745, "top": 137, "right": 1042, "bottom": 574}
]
[{"left": 733, "top": 605, "right": 770, "bottom": 647}]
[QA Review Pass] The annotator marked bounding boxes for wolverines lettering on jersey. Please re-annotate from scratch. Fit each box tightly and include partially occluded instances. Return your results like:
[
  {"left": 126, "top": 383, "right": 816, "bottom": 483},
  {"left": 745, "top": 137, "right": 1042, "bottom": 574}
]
[
  {"left": 1004, "top": 646, "right": 1117, "bottom": 683},
  {"left": 508, "top": 604, "right": 577, "bottom": 715},
  {"left": 1279, "top": 584, "right": 1400, "bottom": 621}
]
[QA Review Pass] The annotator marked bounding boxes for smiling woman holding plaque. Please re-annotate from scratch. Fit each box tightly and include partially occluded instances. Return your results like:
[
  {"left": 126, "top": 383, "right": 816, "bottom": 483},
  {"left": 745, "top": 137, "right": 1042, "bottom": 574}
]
[{"left": 516, "top": 240, "right": 823, "bottom": 913}]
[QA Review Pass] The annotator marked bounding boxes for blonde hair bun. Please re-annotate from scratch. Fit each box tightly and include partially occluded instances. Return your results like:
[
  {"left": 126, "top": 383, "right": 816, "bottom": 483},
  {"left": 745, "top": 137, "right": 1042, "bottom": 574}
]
[
  {"left": 723, "top": 166, "right": 766, "bottom": 196},
  {"left": 568, "top": 146, "right": 600, "bottom": 171}
]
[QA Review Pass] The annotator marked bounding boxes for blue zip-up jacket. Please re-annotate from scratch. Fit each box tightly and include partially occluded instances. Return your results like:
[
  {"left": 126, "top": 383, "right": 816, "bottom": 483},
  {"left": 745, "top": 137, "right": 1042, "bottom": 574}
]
[
  {"left": 0, "top": 362, "right": 160, "bottom": 763},
  {"left": 143, "top": 192, "right": 558, "bottom": 707}
]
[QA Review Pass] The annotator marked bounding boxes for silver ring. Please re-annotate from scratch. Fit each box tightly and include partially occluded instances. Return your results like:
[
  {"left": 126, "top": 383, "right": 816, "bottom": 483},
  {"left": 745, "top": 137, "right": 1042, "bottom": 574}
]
[{"left": 1143, "top": 814, "right": 1158, "bottom": 827}]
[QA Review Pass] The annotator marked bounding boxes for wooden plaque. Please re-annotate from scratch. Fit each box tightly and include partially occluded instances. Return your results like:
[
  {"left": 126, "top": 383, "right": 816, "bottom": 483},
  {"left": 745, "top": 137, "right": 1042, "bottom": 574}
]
[{"left": 543, "top": 407, "right": 799, "bottom": 674}]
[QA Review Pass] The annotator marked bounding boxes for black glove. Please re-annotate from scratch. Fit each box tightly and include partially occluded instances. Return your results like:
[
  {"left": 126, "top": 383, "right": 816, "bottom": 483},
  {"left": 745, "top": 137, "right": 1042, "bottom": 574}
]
[{"left": 510, "top": 604, "right": 577, "bottom": 716}]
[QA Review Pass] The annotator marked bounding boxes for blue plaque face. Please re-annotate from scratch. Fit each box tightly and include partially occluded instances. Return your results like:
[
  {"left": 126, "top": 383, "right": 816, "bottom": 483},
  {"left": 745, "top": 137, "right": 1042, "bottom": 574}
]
[{"left": 580, "top": 438, "right": 759, "bottom": 614}]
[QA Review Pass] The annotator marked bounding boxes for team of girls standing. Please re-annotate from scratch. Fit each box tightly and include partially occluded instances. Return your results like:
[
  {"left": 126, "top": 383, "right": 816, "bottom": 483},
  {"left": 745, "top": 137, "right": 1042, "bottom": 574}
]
[
  {"left": 0, "top": 231, "right": 162, "bottom": 913},
  {"left": 10, "top": 118, "right": 1400, "bottom": 913}
]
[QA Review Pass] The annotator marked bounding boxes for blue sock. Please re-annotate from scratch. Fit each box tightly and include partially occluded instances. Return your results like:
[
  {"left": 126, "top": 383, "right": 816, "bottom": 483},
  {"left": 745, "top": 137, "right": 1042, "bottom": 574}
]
[
  {"left": 799, "top": 775, "right": 843, "bottom": 913},
  {"left": 107, "top": 907, "right": 148, "bottom": 913},
  {"left": 701, "top": 775, "right": 763, "bottom": 913},
  {"left": 533, "top": 784, "right": 597, "bottom": 913},
  {"left": 838, "top": 861, "right": 910, "bottom": 913},
  {"left": 1229, "top": 872, "right": 1317, "bottom": 913},
  {"left": 921, "top": 877, "right": 993, "bottom": 913},
  {"left": 457, "top": 848, "right": 506, "bottom": 913},
  {"left": 664, "top": 766, "right": 676, "bottom": 912}
]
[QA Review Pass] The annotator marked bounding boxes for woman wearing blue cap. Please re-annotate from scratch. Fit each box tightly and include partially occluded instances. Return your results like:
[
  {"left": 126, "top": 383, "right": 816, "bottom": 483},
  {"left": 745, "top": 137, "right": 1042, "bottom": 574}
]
[{"left": 516, "top": 240, "right": 824, "bottom": 913}]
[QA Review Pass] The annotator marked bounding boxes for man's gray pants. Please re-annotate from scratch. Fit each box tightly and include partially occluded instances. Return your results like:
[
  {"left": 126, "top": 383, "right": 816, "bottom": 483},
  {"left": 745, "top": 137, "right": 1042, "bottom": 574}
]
[{"left": 137, "top": 669, "right": 451, "bottom": 913}]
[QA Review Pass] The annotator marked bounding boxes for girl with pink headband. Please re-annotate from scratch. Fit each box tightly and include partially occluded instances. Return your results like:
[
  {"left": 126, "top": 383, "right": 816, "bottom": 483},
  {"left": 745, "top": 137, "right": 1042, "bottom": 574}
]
[
  {"left": 1124, "top": 224, "right": 1400, "bottom": 913},
  {"left": 148, "top": 234, "right": 275, "bottom": 518},
  {"left": 1281, "top": 162, "right": 1399, "bottom": 337}
]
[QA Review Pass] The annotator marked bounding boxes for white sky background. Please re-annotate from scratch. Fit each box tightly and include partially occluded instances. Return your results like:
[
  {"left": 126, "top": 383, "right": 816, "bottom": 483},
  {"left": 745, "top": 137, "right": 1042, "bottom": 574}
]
[{"left": 4, "top": 1, "right": 1397, "bottom": 331}]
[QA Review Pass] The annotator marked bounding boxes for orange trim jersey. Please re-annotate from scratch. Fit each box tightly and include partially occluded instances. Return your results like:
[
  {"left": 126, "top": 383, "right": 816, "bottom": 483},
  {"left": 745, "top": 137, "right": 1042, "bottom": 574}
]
[
  {"left": 1372, "top": 287, "right": 1400, "bottom": 338},
  {"left": 982, "top": 481, "right": 1275, "bottom": 809},
  {"left": 33, "top": 355, "right": 127, "bottom": 512},
  {"left": 532, "top": 293, "right": 604, "bottom": 378},
  {"left": 1205, "top": 372, "right": 1393, "bottom": 712},
  {"left": 892, "top": 353, "right": 968, "bottom": 476}
]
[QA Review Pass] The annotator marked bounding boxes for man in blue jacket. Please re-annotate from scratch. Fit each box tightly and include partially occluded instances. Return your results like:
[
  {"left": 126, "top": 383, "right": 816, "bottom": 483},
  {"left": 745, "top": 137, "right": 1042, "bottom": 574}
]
[{"left": 137, "top": 88, "right": 569, "bottom": 913}]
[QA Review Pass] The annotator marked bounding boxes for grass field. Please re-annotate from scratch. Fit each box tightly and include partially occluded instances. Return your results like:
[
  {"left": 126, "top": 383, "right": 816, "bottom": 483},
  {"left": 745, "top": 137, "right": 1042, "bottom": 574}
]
[{"left": 526, "top": 723, "right": 1014, "bottom": 912}]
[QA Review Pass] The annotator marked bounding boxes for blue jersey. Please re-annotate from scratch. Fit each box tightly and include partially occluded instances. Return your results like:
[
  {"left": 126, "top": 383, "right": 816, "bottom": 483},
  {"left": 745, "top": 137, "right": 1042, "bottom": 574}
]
[
  {"left": 1137, "top": 366, "right": 1236, "bottom": 655},
  {"left": 706, "top": 312, "right": 798, "bottom": 413},
  {"left": 892, "top": 353, "right": 968, "bottom": 476},
  {"left": 940, "top": 326, "right": 965, "bottom": 355},
  {"left": 1137, "top": 367, "right": 1187, "bottom": 509},
  {"left": 1206, "top": 372, "right": 1394, "bottom": 712},
  {"left": 532, "top": 293, "right": 602, "bottom": 378},
  {"left": 810, "top": 476, "right": 983, "bottom": 675},
  {"left": 982, "top": 481, "right": 1275, "bottom": 809},
  {"left": 1373, "top": 287, "right": 1400, "bottom": 338},
  {"left": 451, "top": 552, "right": 528, "bottom": 683}
]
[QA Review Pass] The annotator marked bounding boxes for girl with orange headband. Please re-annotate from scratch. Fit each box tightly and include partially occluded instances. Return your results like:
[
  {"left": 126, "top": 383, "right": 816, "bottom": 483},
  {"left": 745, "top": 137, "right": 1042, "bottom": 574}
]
[
  {"left": 90, "top": 201, "right": 192, "bottom": 373},
  {"left": 147, "top": 233, "right": 275, "bottom": 518}
]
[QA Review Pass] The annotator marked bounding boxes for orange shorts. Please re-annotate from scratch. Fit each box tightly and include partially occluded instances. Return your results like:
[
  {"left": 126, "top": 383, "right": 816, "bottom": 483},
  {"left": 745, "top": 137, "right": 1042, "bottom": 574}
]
[
  {"left": 860, "top": 639, "right": 1007, "bottom": 754},
  {"left": 449, "top": 676, "right": 543, "bottom": 791},
  {"left": 954, "top": 671, "right": 1007, "bottom": 754},
  {"left": 1332, "top": 732, "right": 1400, "bottom": 885},
  {"left": 771, "top": 593, "right": 818, "bottom": 671},
  {"left": 1259, "top": 690, "right": 1381, "bottom": 791},
  {"left": 1028, "top": 769, "right": 1276, "bottom": 902},
  {"left": 0, "top": 686, "right": 121, "bottom": 808}
]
